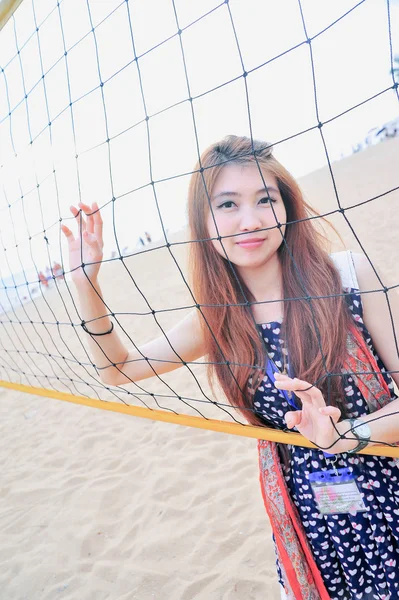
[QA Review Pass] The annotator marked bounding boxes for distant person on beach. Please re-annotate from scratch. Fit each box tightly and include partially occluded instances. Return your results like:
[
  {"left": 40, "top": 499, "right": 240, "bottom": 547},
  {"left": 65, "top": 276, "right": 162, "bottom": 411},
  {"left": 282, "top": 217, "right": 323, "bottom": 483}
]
[
  {"left": 38, "top": 271, "right": 49, "bottom": 287},
  {"left": 52, "top": 262, "right": 64, "bottom": 280},
  {"left": 62, "top": 135, "right": 399, "bottom": 599},
  {"left": 145, "top": 231, "right": 152, "bottom": 243},
  {"left": 138, "top": 237, "right": 145, "bottom": 247}
]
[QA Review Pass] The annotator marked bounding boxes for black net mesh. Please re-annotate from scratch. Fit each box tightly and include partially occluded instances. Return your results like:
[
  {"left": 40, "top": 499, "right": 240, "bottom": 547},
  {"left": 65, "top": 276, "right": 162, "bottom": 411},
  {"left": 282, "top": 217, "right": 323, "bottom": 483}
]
[{"left": 0, "top": 0, "right": 398, "bottom": 451}]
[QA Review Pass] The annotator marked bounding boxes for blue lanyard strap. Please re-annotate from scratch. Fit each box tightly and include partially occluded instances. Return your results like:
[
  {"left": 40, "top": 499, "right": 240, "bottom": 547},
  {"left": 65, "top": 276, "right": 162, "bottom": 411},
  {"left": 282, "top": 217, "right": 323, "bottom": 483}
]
[{"left": 265, "top": 353, "right": 298, "bottom": 409}]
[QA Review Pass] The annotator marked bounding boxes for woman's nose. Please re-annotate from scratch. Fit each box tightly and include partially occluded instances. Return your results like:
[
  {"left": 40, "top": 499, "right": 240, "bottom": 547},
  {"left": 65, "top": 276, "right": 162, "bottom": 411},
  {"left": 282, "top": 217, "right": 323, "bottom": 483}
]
[{"left": 239, "top": 209, "right": 262, "bottom": 231}]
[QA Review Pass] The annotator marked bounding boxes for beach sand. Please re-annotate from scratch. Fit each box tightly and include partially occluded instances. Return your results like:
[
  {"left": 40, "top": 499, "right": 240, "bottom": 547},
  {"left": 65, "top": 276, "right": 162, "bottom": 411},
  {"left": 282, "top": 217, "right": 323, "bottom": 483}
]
[{"left": 0, "top": 137, "right": 398, "bottom": 600}]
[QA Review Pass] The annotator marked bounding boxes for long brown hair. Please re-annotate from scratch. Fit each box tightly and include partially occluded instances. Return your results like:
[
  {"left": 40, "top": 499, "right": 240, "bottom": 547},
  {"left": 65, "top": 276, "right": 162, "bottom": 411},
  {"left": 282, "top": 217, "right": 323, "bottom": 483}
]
[{"left": 188, "top": 135, "right": 353, "bottom": 427}]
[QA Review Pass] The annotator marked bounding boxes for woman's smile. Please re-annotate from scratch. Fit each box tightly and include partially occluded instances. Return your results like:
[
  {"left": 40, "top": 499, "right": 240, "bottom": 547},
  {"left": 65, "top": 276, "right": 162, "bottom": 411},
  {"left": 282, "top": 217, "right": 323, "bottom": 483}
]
[{"left": 236, "top": 237, "right": 266, "bottom": 249}]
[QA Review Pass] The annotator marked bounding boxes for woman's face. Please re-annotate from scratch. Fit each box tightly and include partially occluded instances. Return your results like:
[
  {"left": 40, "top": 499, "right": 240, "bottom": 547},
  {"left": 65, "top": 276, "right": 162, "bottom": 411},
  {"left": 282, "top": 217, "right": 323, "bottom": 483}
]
[{"left": 206, "top": 163, "right": 287, "bottom": 272}]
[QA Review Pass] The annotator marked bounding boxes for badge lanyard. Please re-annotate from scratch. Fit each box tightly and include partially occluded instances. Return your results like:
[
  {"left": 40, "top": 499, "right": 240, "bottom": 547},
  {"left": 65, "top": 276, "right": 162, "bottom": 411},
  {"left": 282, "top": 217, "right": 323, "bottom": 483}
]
[
  {"left": 265, "top": 351, "right": 298, "bottom": 409},
  {"left": 265, "top": 346, "right": 366, "bottom": 514}
]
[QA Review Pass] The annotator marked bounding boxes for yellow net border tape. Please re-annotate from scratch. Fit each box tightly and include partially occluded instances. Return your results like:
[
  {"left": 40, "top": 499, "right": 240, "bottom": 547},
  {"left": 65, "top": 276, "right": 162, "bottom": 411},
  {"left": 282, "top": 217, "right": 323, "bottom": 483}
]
[
  {"left": 0, "top": 0, "right": 24, "bottom": 31},
  {"left": 1, "top": 379, "right": 399, "bottom": 457}
]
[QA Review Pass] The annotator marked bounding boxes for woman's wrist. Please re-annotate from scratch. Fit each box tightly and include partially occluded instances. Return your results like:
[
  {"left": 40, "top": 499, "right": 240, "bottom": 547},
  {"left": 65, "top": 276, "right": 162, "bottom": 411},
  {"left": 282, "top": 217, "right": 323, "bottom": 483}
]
[
  {"left": 327, "top": 420, "right": 361, "bottom": 454},
  {"left": 73, "top": 275, "right": 99, "bottom": 291}
]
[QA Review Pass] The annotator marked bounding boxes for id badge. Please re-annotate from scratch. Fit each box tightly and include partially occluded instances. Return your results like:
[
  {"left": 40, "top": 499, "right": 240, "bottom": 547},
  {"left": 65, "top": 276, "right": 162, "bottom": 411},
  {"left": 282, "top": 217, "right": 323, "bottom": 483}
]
[{"left": 308, "top": 468, "right": 367, "bottom": 515}]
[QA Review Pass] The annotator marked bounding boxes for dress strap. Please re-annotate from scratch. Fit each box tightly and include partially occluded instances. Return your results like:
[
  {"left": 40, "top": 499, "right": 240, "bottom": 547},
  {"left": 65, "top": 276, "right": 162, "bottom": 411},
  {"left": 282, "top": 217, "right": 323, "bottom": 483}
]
[{"left": 330, "top": 250, "right": 359, "bottom": 289}]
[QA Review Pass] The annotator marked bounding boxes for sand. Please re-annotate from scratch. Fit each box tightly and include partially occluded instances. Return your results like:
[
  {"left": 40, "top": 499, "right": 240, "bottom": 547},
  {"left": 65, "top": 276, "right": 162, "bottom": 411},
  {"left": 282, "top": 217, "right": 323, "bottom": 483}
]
[{"left": 0, "top": 136, "right": 398, "bottom": 600}]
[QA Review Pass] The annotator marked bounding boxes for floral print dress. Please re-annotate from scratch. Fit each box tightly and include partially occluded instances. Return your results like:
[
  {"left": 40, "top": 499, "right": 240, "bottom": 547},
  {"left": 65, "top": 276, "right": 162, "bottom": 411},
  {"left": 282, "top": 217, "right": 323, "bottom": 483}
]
[{"left": 253, "top": 288, "right": 399, "bottom": 600}]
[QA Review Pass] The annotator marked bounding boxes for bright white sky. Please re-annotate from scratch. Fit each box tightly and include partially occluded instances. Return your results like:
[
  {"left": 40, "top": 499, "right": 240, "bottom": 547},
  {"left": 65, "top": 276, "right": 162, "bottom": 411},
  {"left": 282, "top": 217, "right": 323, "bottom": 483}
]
[{"left": 0, "top": 0, "right": 398, "bottom": 279}]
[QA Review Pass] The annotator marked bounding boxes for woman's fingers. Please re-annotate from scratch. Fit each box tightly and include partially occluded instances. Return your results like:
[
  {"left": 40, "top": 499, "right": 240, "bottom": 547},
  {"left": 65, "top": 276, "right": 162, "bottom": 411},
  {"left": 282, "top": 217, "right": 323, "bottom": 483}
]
[
  {"left": 82, "top": 230, "right": 98, "bottom": 247},
  {"left": 70, "top": 205, "right": 86, "bottom": 235},
  {"left": 275, "top": 374, "right": 314, "bottom": 393},
  {"left": 64, "top": 203, "right": 103, "bottom": 257},
  {"left": 92, "top": 202, "right": 103, "bottom": 243},
  {"left": 61, "top": 224, "right": 75, "bottom": 243},
  {"left": 78, "top": 202, "right": 103, "bottom": 242},
  {"left": 319, "top": 406, "right": 341, "bottom": 423},
  {"left": 285, "top": 410, "right": 302, "bottom": 429},
  {"left": 275, "top": 374, "right": 322, "bottom": 405},
  {"left": 78, "top": 202, "right": 94, "bottom": 235}
]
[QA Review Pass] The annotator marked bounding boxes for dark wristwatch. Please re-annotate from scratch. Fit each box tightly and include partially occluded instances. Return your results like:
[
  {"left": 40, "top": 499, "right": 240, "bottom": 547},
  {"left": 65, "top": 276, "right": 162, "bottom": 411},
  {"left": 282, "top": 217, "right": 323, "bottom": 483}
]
[{"left": 345, "top": 418, "right": 371, "bottom": 454}]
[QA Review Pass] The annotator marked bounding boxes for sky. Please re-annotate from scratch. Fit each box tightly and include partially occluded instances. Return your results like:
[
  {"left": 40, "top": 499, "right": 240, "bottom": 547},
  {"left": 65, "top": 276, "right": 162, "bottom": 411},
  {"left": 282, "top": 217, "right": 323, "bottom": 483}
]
[{"left": 0, "top": 0, "right": 398, "bottom": 280}]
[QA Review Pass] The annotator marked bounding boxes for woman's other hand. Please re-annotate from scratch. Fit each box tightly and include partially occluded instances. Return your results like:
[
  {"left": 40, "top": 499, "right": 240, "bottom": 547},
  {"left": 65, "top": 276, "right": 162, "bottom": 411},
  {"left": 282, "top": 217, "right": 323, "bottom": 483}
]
[{"left": 61, "top": 202, "right": 104, "bottom": 286}]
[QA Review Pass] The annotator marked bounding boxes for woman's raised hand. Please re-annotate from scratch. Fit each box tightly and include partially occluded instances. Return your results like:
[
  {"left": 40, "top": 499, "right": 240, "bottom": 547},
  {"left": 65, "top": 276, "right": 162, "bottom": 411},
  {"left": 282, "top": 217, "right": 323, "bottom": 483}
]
[
  {"left": 274, "top": 373, "right": 345, "bottom": 453},
  {"left": 61, "top": 202, "right": 104, "bottom": 286}
]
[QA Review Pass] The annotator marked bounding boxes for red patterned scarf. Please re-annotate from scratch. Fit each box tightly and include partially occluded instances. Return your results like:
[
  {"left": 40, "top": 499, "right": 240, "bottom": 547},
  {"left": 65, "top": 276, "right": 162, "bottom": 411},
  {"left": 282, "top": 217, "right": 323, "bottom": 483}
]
[{"left": 258, "top": 325, "right": 393, "bottom": 599}]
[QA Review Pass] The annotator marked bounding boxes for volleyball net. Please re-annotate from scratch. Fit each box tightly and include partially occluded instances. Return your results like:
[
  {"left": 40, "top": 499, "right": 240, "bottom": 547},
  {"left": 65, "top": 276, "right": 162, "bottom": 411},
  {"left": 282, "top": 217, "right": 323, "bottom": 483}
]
[{"left": 0, "top": 0, "right": 398, "bottom": 455}]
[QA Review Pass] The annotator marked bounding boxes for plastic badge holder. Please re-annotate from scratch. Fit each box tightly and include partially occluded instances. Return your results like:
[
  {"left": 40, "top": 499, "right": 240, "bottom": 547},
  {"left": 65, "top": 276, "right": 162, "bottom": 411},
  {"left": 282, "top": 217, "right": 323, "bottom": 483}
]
[{"left": 308, "top": 468, "right": 367, "bottom": 515}]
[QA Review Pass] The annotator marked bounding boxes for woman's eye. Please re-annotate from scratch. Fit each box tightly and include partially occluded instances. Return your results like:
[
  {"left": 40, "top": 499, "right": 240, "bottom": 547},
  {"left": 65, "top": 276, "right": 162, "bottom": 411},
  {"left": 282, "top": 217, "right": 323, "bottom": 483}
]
[
  {"left": 217, "top": 200, "right": 235, "bottom": 209},
  {"left": 259, "top": 196, "right": 275, "bottom": 204}
]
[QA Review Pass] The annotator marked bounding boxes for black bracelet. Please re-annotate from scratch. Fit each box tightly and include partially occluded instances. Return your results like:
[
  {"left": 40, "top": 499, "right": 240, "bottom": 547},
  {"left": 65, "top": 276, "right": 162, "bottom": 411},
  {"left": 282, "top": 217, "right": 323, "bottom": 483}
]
[{"left": 81, "top": 321, "right": 114, "bottom": 336}]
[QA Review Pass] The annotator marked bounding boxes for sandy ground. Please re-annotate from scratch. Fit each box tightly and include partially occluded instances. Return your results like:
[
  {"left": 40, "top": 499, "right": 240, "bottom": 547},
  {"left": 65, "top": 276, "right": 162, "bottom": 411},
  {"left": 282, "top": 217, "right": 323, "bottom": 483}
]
[{"left": 0, "top": 136, "right": 398, "bottom": 600}]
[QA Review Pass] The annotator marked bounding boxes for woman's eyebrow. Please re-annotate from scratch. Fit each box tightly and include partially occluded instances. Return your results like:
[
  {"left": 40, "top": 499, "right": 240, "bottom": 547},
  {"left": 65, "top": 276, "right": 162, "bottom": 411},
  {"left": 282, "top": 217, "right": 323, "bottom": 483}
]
[
  {"left": 212, "top": 191, "right": 240, "bottom": 201},
  {"left": 212, "top": 186, "right": 279, "bottom": 201},
  {"left": 256, "top": 186, "right": 279, "bottom": 195}
]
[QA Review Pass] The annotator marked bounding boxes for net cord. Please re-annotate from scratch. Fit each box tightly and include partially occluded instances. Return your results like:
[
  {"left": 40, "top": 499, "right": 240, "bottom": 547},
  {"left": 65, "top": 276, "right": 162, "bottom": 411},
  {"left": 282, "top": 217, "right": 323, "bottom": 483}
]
[{"left": 0, "top": 0, "right": 398, "bottom": 454}]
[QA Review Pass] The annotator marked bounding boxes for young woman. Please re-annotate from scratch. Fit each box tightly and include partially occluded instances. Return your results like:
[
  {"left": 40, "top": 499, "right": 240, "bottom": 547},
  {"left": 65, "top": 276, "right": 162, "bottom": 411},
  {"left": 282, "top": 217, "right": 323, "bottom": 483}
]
[{"left": 62, "top": 135, "right": 399, "bottom": 600}]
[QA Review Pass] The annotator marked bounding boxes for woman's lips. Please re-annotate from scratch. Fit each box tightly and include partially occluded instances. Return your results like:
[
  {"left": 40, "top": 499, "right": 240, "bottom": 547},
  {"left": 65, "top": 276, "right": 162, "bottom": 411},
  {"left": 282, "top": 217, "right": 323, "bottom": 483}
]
[{"left": 236, "top": 238, "right": 265, "bottom": 249}]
